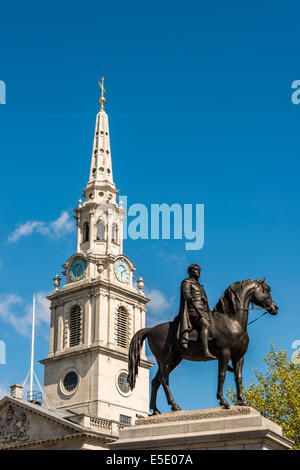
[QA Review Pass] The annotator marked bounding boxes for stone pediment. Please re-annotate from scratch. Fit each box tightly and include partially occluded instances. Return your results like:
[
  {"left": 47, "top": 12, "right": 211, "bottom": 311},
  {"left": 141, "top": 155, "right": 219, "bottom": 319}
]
[
  {"left": 0, "top": 402, "right": 30, "bottom": 444},
  {"left": 0, "top": 396, "right": 101, "bottom": 449}
]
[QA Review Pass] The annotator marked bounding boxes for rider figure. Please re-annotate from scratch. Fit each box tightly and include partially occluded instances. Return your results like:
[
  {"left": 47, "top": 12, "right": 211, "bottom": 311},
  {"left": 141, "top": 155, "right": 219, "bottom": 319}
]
[{"left": 177, "top": 263, "right": 216, "bottom": 361}]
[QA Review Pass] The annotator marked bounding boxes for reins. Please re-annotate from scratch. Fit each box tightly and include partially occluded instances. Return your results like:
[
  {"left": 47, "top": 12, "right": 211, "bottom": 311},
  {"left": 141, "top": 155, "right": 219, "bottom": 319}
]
[
  {"left": 247, "top": 302, "right": 269, "bottom": 326},
  {"left": 247, "top": 310, "right": 268, "bottom": 326},
  {"left": 223, "top": 304, "right": 269, "bottom": 326}
]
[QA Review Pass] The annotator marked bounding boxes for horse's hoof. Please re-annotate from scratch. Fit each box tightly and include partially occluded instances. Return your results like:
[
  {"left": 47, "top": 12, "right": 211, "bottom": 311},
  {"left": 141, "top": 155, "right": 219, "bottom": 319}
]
[
  {"left": 236, "top": 400, "right": 249, "bottom": 406},
  {"left": 151, "top": 410, "right": 161, "bottom": 415},
  {"left": 219, "top": 400, "right": 230, "bottom": 409}
]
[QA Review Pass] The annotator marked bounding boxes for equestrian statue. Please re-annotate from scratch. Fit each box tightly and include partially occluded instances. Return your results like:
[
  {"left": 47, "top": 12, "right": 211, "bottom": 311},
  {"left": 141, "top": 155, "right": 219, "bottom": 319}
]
[{"left": 128, "top": 263, "right": 278, "bottom": 414}]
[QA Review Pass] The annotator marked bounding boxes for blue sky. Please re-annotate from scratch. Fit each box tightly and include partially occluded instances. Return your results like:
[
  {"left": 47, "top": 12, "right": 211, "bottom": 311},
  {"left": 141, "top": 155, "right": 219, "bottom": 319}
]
[{"left": 0, "top": 0, "right": 299, "bottom": 412}]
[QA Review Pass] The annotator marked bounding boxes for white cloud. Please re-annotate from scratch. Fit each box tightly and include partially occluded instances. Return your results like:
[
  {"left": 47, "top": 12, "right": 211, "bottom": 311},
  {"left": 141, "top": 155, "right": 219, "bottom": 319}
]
[
  {"left": 146, "top": 289, "right": 173, "bottom": 314},
  {"left": 8, "top": 211, "right": 74, "bottom": 244},
  {"left": 34, "top": 292, "right": 51, "bottom": 324},
  {"left": 50, "top": 211, "right": 74, "bottom": 237},
  {"left": 0, "top": 292, "right": 50, "bottom": 337},
  {"left": 8, "top": 221, "right": 45, "bottom": 243},
  {"left": 144, "top": 289, "right": 175, "bottom": 327}
]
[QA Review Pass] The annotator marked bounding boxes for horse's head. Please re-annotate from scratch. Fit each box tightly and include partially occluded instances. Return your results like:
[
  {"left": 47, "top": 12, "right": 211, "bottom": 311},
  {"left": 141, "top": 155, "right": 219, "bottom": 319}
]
[{"left": 252, "top": 277, "right": 278, "bottom": 316}]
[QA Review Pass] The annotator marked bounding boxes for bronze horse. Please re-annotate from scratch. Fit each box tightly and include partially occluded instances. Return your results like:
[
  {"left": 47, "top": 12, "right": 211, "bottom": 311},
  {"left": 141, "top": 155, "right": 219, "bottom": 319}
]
[{"left": 128, "top": 278, "right": 278, "bottom": 413}]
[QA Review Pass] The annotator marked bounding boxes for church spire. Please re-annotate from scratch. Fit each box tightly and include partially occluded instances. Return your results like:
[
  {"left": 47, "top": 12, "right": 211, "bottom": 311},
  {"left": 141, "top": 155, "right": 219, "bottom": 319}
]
[
  {"left": 76, "top": 79, "right": 120, "bottom": 256},
  {"left": 87, "top": 78, "right": 114, "bottom": 187}
]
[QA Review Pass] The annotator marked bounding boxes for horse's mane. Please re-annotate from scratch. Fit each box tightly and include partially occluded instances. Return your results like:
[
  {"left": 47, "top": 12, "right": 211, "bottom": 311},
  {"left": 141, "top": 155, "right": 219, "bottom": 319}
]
[{"left": 213, "top": 279, "right": 253, "bottom": 314}]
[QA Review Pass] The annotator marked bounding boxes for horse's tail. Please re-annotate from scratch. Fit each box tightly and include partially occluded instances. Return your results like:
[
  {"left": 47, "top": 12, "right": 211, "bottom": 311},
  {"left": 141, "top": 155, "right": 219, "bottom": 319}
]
[{"left": 128, "top": 328, "right": 150, "bottom": 390}]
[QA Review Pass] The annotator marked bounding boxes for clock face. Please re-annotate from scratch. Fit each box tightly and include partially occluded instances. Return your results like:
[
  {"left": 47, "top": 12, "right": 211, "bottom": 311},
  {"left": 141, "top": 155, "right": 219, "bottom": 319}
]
[
  {"left": 68, "top": 257, "right": 86, "bottom": 282},
  {"left": 114, "top": 258, "right": 130, "bottom": 284}
]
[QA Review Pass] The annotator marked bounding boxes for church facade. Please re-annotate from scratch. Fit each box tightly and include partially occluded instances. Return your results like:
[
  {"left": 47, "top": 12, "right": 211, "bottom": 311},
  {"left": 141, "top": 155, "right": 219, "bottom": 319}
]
[{"left": 0, "top": 82, "right": 153, "bottom": 450}]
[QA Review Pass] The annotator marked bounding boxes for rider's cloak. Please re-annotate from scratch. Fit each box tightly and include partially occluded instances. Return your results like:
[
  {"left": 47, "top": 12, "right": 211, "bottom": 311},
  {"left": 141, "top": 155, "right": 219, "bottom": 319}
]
[
  {"left": 174, "top": 278, "right": 215, "bottom": 349},
  {"left": 174, "top": 278, "right": 192, "bottom": 349}
]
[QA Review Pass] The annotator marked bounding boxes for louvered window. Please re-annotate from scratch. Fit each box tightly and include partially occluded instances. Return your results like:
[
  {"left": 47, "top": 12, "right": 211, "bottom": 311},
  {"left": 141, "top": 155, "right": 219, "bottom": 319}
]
[
  {"left": 116, "top": 306, "right": 128, "bottom": 348},
  {"left": 69, "top": 305, "right": 81, "bottom": 347}
]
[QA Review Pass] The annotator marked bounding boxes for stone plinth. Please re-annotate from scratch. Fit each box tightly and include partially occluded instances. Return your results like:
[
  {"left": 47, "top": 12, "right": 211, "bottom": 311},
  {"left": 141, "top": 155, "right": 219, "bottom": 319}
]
[{"left": 109, "top": 407, "right": 293, "bottom": 450}]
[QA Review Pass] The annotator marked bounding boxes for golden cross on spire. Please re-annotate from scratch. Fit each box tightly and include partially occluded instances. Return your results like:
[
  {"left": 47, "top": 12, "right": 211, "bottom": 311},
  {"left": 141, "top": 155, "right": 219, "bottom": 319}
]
[{"left": 98, "top": 77, "right": 106, "bottom": 111}]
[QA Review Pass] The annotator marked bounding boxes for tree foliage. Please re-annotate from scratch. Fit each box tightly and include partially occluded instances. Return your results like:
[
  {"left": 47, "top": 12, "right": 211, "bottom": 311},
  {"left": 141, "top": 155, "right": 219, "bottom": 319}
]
[{"left": 227, "top": 344, "right": 300, "bottom": 449}]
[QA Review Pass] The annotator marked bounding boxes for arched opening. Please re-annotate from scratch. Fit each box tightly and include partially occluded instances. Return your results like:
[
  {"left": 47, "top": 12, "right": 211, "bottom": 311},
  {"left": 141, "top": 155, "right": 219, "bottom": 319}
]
[
  {"left": 83, "top": 222, "right": 89, "bottom": 243},
  {"left": 96, "top": 220, "right": 105, "bottom": 240},
  {"left": 112, "top": 223, "right": 118, "bottom": 244}
]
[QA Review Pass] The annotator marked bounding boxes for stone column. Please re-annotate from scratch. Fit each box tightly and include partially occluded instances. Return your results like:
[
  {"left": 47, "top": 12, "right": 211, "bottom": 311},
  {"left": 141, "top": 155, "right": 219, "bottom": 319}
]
[
  {"left": 106, "top": 208, "right": 113, "bottom": 255},
  {"left": 56, "top": 304, "right": 64, "bottom": 352},
  {"left": 128, "top": 303, "right": 133, "bottom": 344},
  {"left": 83, "top": 295, "right": 91, "bottom": 346},
  {"left": 107, "top": 295, "right": 115, "bottom": 348},
  {"left": 99, "top": 293, "right": 108, "bottom": 345},
  {"left": 48, "top": 306, "right": 55, "bottom": 355},
  {"left": 132, "top": 305, "right": 137, "bottom": 335},
  {"left": 76, "top": 214, "right": 81, "bottom": 253},
  {"left": 93, "top": 293, "right": 101, "bottom": 345},
  {"left": 89, "top": 210, "right": 95, "bottom": 254}
]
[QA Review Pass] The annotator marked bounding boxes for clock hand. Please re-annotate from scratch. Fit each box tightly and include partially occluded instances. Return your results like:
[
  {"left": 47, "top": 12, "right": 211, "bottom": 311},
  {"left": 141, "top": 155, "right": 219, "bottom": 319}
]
[{"left": 119, "top": 266, "right": 125, "bottom": 279}]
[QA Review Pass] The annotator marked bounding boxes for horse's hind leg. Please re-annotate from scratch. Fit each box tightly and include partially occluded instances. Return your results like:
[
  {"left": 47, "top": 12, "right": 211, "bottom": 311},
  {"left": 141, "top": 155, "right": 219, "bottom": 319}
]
[
  {"left": 159, "top": 357, "right": 182, "bottom": 412},
  {"left": 150, "top": 371, "right": 161, "bottom": 415}
]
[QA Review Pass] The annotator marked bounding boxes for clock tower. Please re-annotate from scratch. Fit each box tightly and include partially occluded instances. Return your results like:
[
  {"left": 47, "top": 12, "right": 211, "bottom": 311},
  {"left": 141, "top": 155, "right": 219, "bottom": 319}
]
[{"left": 41, "top": 80, "right": 152, "bottom": 425}]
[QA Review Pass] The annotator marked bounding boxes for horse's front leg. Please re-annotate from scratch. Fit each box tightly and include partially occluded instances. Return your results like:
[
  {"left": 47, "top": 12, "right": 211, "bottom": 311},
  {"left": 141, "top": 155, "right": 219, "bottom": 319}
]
[
  {"left": 216, "top": 351, "right": 231, "bottom": 409},
  {"left": 150, "top": 371, "right": 161, "bottom": 415},
  {"left": 232, "top": 356, "right": 248, "bottom": 406}
]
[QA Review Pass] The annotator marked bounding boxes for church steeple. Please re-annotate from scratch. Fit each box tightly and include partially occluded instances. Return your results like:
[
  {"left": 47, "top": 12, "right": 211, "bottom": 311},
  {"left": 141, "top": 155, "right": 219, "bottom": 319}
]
[
  {"left": 43, "top": 82, "right": 151, "bottom": 424},
  {"left": 74, "top": 79, "right": 122, "bottom": 259},
  {"left": 88, "top": 79, "right": 114, "bottom": 186}
]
